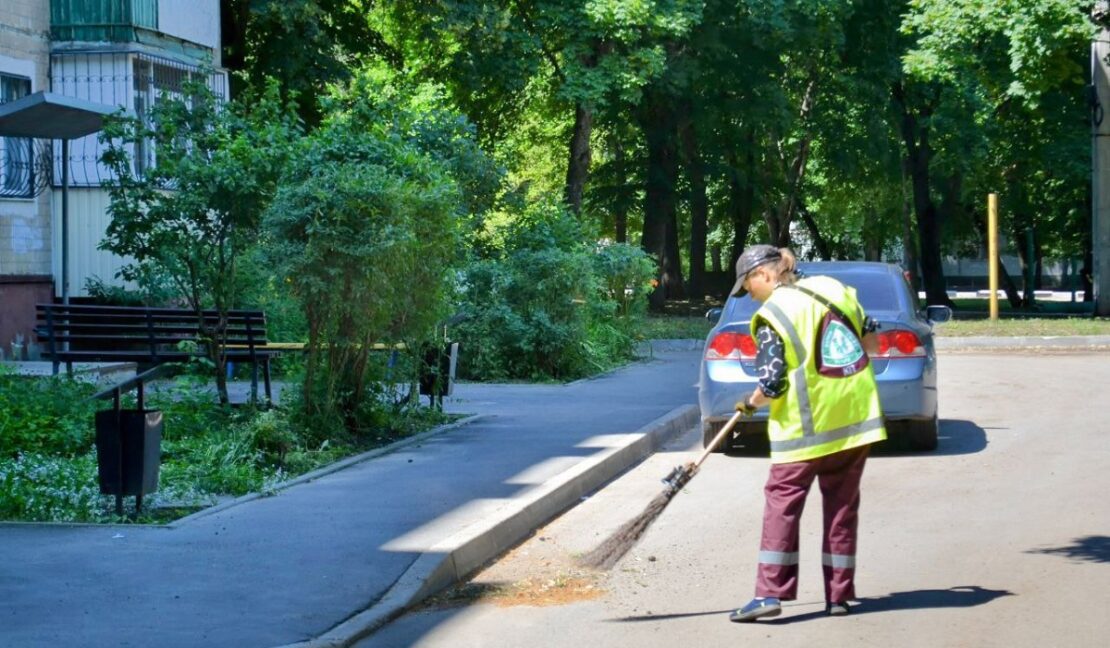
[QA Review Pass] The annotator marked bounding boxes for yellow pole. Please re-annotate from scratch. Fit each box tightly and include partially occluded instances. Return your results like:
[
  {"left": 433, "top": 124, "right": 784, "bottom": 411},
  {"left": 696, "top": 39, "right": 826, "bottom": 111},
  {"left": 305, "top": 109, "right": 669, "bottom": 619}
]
[{"left": 988, "top": 193, "right": 999, "bottom": 321}]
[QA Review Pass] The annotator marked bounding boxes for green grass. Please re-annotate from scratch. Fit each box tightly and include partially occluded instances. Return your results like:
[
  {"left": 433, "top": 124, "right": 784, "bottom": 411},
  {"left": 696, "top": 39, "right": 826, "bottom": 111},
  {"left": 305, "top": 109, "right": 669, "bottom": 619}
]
[
  {"left": 640, "top": 315, "right": 714, "bottom": 341},
  {"left": 948, "top": 298, "right": 1093, "bottom": 315},
  {"left": 937, "top": 318, "right": 1110, "bottom": 337}
]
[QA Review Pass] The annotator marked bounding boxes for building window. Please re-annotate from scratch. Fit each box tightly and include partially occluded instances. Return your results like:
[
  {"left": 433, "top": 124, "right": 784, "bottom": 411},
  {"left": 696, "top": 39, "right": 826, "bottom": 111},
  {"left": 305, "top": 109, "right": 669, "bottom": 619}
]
[
  {"left": 133, "top": 55, "right": 203, "bottom": 177},
  {"left": 0, "top": 73, "right": 33, "bottom": 198}
]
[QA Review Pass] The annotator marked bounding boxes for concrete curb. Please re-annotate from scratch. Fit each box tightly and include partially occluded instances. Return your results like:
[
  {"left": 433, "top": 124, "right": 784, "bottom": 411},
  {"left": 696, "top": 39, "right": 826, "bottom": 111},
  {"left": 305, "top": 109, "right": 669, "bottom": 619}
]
[{"left": 278, "top": 403, "right": 700, "bottom": 648}]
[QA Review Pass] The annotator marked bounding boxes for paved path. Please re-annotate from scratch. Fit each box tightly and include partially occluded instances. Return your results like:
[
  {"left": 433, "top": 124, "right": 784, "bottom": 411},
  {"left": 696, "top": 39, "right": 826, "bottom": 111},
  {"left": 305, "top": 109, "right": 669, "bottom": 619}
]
[{"left": 0, "top": 351, "right": 701, "bottom": 648}]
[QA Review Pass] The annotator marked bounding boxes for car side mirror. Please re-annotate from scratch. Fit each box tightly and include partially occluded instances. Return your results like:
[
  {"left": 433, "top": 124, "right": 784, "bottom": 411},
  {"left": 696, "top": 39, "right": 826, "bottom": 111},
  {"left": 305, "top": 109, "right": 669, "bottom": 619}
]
[
  {"left": 925, "top": 305, "right": 952, "bottom": 324},
  {"left": 705, "top": 307, "right": 723, "bottom": 322}
]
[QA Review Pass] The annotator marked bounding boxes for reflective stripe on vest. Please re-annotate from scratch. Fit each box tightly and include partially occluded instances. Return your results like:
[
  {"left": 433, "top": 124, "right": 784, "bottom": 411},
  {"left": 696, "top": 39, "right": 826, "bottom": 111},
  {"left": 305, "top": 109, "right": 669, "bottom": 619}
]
[
  {"left": 770, "top": 416, "right": 885, "bottom": 453},
  {"left": 752, "top": 277, "right": 887, "bottom": 463},
  {"left": 762, "top": 300, "right": 815, "bottom": 437}
]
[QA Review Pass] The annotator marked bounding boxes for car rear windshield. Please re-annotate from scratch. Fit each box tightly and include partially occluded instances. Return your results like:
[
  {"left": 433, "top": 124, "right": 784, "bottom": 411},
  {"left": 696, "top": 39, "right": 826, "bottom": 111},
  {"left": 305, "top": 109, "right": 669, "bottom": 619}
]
[{"left": 724, "top": 270, "right": 906, "bottom": 320}]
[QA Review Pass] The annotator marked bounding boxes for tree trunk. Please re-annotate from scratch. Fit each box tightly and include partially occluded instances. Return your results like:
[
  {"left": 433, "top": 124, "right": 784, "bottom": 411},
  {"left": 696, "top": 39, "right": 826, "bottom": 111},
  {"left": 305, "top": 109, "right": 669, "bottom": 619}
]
[
  {"left": 895, "top": 82, "right": 952, "bottom": 307},
  {"left": 799, "top": 201, "right": 832, "bottom": 260},
  {"left": 997, "top": 254, "right": 1023, "bottom": 308},
  {"left": 1083, "top": 247, "right": 1094, "bottom": 302},
  {"left": 728, "top": 144, "right": 755, "bottom": 269},
  {"left": 564, "top": 102, "right": 592, "bottom": 215},
  {"left": 1013, "top": 223, "right": 1039, "bottom": 308},
  {"left": 212, "top": 344, "right": 230, "bottom": 406},
  {"left": 768, "top": 133, "right": 812, "bottom": 248},
  {"left": 679, "top": 110, "right": 707, "bottom": 298},
  {"left": 611, "top": 132, "right": 628, "bottom": 243},
  {"left": 639, "top": 96, "right": 681, "bottom": 310},
  {"left": 664, "top": 207, "right": 685, "bottom": 300},
  {"left": 765, "top": 78, "right": 817, "bottom": 248},
  {"left": 220, "top": 0, "right": 250, "bottom": 97},
  {"left": 900, "top": 160, "right": 920, "bottom": 292},
  {"left": 863, "top": 207, "right": 883, "bottom": 261}
]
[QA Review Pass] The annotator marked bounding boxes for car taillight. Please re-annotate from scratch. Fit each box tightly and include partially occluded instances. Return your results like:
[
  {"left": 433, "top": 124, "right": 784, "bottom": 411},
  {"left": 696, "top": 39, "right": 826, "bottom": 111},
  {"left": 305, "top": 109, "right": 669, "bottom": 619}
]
[
  {"left": 874, "top": 330, "right": 924, "bottom": 358},
  {"left": 706, "top": 331, "right": 757, "bottom": 361}
]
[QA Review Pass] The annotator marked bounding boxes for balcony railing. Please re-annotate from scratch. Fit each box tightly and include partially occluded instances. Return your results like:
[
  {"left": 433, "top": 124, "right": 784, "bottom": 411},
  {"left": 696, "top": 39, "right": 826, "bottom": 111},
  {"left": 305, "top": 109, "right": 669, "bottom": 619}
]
[
  {"left": 48, "top": 50, "right": 229, "bottom": 187},
  {"left": 50, "top": 0, "right": 159, "bottom": 42}
]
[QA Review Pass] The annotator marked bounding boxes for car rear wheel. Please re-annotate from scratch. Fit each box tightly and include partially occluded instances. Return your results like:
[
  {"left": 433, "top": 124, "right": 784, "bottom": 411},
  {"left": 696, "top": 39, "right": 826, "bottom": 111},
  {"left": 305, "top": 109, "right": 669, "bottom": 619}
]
[
  {"left": 703, "top": 420, "right": 769, "bottom": 454},
  {"left": 703, "top": 420, "right": 733, "bottom": 453},
  {"left": 906, "top": 415, "right": 939, "bottom": 451}
]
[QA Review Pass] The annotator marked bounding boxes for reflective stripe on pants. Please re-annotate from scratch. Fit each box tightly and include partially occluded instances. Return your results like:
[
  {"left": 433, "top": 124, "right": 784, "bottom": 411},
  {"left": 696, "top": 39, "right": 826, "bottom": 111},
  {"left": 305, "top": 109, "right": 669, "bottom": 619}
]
[{"left": 755, "top": 444, "right": 869, "bottom": 602}]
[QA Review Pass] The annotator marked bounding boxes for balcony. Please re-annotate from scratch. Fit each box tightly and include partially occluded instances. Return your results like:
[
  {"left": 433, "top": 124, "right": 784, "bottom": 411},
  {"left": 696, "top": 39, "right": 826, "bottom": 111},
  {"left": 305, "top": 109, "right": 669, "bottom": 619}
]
[{"left": 50, "top": 0, "right": 158, "bottom": 43}]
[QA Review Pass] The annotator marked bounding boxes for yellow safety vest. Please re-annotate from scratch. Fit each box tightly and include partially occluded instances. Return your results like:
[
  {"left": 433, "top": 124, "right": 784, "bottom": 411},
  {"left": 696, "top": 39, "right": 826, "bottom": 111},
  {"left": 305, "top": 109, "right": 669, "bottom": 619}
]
[{"left": 751, "top": 275, "right": 887, "bottom": 463}]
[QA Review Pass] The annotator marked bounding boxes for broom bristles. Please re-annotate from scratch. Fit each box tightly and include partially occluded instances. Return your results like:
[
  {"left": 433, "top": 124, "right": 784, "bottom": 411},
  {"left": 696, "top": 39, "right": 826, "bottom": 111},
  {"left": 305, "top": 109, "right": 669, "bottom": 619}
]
[{"left": 579, "top": 489, "right": 677, "bottom": 570}]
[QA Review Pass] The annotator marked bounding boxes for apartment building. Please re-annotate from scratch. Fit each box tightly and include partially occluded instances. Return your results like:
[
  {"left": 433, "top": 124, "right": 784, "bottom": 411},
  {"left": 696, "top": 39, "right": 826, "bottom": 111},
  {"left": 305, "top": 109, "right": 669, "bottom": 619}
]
[{"left": 0, "top": 0, "right": 226, "bottom": 356}]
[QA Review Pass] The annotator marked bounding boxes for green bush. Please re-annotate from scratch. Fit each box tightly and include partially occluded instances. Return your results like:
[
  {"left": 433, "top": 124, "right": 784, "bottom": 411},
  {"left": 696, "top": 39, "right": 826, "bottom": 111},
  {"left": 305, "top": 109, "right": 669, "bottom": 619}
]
[
  {"left": 84, "top": 271, "right": 179, "bottom": 307},
  {"left": 454, "top": 202, "right": 655, "bottom": 381},
  {"left": 0, "top": 370, "right": 96, "bottom": 458},
  {"left": 264, "top": 68, "right": 494, "bottom": 433},
  {"left": 0, "top": 336, "right": 458, "bottom": 524},
  {"left": 592, "top": 241, "right": 657, "bottom": 322},
  {"left": 0, "top": 451, "right": 102, "bottom": 522}
]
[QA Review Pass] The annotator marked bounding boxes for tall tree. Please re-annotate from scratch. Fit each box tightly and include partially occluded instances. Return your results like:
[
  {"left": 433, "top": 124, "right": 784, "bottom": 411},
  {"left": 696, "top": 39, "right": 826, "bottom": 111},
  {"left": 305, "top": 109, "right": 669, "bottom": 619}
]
[
  {"left": 221, "top": 0, "right": 400, "bottom": 124},
  {"left": 901, "top": 0, "right": 1093, "bottom": 305},
  {"left": 100, "top": 81, "right": 299, "bottom": 403}
]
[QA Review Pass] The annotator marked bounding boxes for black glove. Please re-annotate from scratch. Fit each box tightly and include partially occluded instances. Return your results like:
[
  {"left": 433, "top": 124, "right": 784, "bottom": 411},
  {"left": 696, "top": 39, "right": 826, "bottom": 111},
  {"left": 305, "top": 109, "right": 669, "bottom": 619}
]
[{"left": 735, "top": 393, "right": 757, "bottom": 415}]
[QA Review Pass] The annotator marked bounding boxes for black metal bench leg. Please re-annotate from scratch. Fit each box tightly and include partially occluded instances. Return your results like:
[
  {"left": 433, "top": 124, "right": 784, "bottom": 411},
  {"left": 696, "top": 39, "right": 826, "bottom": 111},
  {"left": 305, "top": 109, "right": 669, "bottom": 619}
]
[
  {"left": 263, "top": 357, "right": 273, "bottom": 405},
  {"left": 250, "top": 360, "right": 259, "bottom": 405}
]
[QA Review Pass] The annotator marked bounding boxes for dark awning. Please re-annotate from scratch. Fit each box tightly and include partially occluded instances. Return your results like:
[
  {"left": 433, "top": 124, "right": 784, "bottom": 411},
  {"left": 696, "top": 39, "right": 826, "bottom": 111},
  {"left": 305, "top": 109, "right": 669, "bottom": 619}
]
[{"left": 0, "top": 91, "right": 119, "bottom": 140}]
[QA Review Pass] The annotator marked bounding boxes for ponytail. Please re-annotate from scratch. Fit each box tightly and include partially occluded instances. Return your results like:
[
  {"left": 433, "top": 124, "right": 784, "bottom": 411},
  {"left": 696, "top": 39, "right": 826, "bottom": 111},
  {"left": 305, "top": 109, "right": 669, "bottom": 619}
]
[{"left": 774, "top": 247, "right": 798, "bottom": 286}]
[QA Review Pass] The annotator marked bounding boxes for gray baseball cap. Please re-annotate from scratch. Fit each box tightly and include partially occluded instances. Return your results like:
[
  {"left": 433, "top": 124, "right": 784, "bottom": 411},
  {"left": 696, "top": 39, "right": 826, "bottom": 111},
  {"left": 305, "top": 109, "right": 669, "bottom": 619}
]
[{"left": 730, "top": 244, "right": 782, "bottom": 297}]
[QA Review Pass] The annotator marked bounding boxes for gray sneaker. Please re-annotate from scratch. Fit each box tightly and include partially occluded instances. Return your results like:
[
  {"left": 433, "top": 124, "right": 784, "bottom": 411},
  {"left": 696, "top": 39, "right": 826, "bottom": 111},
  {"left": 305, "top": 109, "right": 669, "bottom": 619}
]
[{"left": 730, "top": 597, "right": 782, "bottom": 622}]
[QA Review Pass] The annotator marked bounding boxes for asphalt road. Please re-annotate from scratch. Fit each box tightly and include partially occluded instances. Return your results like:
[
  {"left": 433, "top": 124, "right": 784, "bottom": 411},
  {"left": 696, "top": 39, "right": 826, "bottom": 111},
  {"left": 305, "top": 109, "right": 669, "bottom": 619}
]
[{"left": 358, "top": 352, "right": 1110, "bottom": 648}]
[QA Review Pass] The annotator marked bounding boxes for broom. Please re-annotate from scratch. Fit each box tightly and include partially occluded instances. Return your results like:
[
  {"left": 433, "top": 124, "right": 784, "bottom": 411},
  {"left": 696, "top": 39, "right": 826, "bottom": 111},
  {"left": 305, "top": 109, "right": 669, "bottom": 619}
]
[{"left": 580, "top": 409, "right": 747, "bottom": 570}]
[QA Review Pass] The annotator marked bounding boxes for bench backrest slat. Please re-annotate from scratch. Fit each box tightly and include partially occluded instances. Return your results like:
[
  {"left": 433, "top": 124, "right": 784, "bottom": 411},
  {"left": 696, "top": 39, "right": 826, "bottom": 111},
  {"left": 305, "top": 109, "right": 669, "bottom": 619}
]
[{"left": 35, "top": 303, "right": 270, "bottom": 363}]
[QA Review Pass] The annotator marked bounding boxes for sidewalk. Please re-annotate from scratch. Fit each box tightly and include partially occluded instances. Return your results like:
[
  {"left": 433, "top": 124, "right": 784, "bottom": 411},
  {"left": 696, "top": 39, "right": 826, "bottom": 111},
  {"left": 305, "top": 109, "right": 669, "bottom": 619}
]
[{"left": 0, "top": 350, "right": 702, "bottom": 648}]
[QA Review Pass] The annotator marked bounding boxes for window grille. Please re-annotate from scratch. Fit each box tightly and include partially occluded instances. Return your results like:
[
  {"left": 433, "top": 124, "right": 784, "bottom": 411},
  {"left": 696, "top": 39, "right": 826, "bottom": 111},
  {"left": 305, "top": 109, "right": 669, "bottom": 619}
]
[
  {"left": 0, "top": 74, "right": 33, "bottom": 198},
  {"left": 49, "top": 50, "right": 228, "bottom": 185}
]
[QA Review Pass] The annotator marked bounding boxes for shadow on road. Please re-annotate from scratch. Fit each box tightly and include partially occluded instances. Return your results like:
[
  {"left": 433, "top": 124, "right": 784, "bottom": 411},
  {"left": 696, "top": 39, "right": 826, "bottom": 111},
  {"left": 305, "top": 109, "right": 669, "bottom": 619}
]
[
  {"left": 608, "top": 585, "right": 1013, "bottom": 625},
  {"left": 872, "top": 419, "right": 989, "bottom": 457},
  {"left": 726, "top": 419, "right": 991, "bottom": 459},
  {"left": 607, "top": 609, "right": 734, "bottom": 623},
  {"left": 853, "top": 585, "right": 1015, "bottom": 613},
  {"left": 765, "top": 585, "right": 1015, "bottom": 624},
  {"left": 1027, "top": 535, "right": 1110, "bottom": 564}
]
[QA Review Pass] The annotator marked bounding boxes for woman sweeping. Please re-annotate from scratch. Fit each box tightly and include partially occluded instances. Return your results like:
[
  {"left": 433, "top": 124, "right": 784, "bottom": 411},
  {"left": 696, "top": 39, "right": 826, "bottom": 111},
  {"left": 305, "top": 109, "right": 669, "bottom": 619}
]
[{"left": 727, "top": 245, "right": 886, "bottom": 622}]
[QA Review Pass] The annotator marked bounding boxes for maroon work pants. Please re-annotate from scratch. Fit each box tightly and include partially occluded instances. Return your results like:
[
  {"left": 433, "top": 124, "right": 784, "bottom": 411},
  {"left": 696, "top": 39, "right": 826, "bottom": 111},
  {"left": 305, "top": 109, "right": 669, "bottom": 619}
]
[{"left": 754, "top": 444, "right": 870, "bottom": 603}]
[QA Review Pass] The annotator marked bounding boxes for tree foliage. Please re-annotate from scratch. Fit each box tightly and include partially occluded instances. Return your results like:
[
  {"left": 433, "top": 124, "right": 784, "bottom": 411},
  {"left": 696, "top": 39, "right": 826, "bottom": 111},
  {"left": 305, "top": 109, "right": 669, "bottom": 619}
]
[
  {"left": 226, "top": 0, "right": 1094, "bottom": 314},
  {"left": 264, "top": 69, "right": 496, "bottom": 430},
  {"left": 100, "top": 78, "right": 300, "bottom": 402},
  {"left": 454, "top": 200, "right": 655, "bottom": 381}
]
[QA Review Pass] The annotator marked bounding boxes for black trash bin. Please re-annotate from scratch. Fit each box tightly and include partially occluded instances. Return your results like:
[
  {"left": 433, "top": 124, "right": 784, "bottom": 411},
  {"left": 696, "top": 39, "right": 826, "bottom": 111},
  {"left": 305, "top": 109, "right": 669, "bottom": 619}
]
[{"left": 95, "top": 409, "right": 162, "bottom": 514}]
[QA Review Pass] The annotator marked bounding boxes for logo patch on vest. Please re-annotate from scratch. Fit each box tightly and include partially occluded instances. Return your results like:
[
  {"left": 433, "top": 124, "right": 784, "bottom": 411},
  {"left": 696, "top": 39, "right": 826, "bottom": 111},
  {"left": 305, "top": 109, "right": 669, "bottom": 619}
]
[{"left": 815, "top": 311, "right": 870, "bottom": 377}]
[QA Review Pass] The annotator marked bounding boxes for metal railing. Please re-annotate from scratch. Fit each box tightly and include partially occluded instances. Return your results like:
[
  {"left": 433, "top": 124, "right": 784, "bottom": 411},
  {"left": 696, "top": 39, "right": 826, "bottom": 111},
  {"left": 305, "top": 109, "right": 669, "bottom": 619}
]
[{"left": 47, "top": 50, "right": 228, "bottom": 187}]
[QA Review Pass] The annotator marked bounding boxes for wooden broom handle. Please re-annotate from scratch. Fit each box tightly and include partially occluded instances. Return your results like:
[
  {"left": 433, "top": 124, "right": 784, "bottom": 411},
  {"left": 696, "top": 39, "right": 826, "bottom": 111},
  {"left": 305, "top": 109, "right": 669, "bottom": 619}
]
[{"left": 690, "top": 409, "right": 747, "bottom": 471}]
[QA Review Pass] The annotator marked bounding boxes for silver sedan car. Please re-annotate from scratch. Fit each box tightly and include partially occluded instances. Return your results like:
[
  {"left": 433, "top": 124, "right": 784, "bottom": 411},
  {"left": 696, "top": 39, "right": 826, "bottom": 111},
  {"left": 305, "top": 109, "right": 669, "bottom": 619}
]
[{"left": 699, "top": 261, "right": 951, "bottom": 452}]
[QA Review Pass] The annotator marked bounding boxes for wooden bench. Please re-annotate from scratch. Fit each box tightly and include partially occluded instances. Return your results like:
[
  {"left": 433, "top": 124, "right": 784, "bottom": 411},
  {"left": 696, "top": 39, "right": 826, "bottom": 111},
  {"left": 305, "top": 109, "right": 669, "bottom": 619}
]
[{"left": 35, "top": 303, "right": 275, "bottom": 402}]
